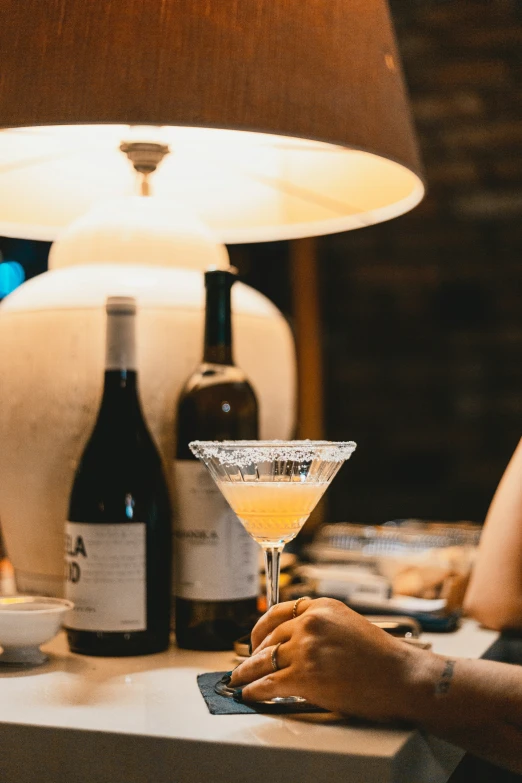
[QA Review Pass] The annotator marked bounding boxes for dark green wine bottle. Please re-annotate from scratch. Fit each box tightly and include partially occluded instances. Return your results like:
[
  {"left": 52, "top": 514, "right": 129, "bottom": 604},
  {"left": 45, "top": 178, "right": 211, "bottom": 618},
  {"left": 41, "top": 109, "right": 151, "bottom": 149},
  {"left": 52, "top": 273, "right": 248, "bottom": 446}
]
[
  {"left": 174, "top": 268, "right": 259, "bottom": 650},
  {"left": 65, "top": 297, "right": 171, "bottom": 656}
]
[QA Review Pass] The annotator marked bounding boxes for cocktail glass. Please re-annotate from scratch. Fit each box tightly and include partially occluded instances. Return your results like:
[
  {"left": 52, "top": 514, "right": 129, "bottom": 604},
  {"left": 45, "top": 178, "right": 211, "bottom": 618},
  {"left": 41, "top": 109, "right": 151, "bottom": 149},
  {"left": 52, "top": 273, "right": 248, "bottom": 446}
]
[
  {"left": 190, "top": 440, "right": 356, "bottom": 705},
  {"left": 188, "top": 440, "right": 357, "bottom": 612}
]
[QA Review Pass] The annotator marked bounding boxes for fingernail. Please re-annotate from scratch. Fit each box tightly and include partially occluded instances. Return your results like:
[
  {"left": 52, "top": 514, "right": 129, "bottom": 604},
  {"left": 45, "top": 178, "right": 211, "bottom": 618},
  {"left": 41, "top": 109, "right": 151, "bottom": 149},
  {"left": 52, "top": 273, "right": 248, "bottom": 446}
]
[
  {"left": 221, "top": 671, "right": 233, "bottom": 685},
  {"left": 232, "top": 688, "right": 243, "bottom": 702}
]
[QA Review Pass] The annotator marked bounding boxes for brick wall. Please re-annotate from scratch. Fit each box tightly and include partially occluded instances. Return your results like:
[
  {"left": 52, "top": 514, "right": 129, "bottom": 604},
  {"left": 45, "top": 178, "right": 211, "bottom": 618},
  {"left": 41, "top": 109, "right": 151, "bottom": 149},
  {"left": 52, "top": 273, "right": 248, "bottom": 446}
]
[{"left": 235, "top": 0, "right": 522, "bottom": 525}]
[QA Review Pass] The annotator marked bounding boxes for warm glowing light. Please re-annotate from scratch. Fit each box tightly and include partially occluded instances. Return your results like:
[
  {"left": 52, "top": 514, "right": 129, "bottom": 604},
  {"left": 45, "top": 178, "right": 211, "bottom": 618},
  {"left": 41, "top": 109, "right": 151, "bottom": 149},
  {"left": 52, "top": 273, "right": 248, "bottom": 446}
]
[{"left": 0, "top": 125, "right": 424, "bottom": 243}]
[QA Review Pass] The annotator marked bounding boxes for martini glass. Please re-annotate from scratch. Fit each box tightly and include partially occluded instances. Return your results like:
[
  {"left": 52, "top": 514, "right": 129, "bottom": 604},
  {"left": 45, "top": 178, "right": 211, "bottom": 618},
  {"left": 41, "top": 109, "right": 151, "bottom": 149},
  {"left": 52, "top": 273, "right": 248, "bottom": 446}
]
[
  {"left": 188, "top": 440, "right": 357, "bottom": 612},
  {"left": 190, "top": 440, "right": 356, "bottom": 705}
]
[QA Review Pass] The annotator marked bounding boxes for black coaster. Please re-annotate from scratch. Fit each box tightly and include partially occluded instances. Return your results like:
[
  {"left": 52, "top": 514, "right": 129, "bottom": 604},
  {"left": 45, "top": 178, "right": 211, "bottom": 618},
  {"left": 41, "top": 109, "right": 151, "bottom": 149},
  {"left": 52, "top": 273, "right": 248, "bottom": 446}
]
[{"left": 197, "top": 672, "right": 326, "bottom": 715}]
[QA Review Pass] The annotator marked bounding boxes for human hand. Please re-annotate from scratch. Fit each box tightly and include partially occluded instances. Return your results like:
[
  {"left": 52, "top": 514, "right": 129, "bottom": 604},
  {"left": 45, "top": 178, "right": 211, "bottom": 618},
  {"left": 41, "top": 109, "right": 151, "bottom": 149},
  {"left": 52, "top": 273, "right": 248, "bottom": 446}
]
[{"left": 229, "top": 597, "right": 429, "bottom": 721}]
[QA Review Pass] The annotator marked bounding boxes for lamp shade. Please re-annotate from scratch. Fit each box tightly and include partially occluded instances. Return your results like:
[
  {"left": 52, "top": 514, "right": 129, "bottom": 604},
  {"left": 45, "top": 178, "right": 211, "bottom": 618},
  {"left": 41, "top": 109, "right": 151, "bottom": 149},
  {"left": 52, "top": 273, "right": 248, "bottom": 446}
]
[{"left": 0, "top": 0, "right": 424, "bottom": 242}]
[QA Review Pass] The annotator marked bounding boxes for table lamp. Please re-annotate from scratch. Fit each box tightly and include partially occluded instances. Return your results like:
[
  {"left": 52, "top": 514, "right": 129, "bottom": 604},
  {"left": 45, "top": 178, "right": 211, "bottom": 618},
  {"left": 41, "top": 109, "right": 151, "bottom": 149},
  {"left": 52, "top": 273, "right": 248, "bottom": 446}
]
[{"left": 0, "top": 0, "right": 424, "bottom": 596}]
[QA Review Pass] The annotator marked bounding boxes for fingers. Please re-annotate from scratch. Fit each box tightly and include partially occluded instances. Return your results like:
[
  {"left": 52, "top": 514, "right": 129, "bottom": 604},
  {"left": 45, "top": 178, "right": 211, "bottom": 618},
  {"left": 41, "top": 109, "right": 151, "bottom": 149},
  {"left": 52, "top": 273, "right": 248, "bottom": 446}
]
[
  {"left": 230, "top": 640, "right": 290, "bottom": 687},
  {"left": 250, "top": 601, "right": 295, "bottom": 651},
  {"left": 251, "top": 597, "right": 313, "bottom": 651},
  {"left": 239, "top": 671, "right": 300, "bottom": 704},
  {"left": 251, "top": 617, "right": 296, "bottom": 656}
]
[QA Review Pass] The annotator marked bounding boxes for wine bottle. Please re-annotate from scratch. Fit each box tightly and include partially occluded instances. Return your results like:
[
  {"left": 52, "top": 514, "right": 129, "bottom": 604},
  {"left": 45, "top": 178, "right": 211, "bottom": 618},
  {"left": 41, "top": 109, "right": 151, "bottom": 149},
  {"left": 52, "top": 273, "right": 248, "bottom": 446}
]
[
  {"left": 174, "top": 268, "right": 259, "bottom": 650},
  {"left": 65, "top": 296, "right": 171, "bottom": 656}
]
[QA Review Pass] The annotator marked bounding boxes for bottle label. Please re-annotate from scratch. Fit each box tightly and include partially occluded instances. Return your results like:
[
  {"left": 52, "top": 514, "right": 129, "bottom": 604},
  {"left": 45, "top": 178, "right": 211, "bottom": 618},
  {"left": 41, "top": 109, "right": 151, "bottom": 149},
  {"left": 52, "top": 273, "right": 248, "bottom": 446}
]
[
  {"left": 64, "top": 522, "right": 146, "bottom": 632},
  {"left": 173, "top": 460, "right": 259, "bottom": 601}
]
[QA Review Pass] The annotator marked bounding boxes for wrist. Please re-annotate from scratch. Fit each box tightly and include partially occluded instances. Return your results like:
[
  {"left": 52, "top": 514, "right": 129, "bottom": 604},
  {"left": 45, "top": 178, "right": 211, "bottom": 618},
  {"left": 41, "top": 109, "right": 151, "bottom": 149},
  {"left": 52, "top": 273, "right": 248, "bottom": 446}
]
[{"left": 394, "top": 645, "right": 445, "bottom": 726}]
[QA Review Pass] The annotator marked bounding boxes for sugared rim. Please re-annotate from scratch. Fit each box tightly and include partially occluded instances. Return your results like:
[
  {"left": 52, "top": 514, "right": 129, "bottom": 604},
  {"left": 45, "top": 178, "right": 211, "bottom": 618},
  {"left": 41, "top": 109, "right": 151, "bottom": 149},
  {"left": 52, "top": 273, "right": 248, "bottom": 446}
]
[
  {"left": 191, "top": 440, "right": 355, "bottom": 447},
  {"left": 0, "top": 596, "right": 74, "bottom": 614},
  {"left": 189, "top": 439, "right": 357, "bottom": 466}
]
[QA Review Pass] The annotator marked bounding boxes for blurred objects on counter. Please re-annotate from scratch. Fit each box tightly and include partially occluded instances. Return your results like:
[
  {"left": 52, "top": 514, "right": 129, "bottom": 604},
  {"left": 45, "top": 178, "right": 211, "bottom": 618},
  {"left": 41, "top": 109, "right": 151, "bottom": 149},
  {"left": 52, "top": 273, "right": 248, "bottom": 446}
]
[
  {"left": 365, "top": 615, "right": 421, "bottom": 638},
  {"left": 277, "top": 520, "right": 480, "bottom": 631},
  {"left": 307, "top": 521, "right": 478, "bottom": 606},
  {"left": 294, "top": 563, "right": 392, "bottom": 604}
]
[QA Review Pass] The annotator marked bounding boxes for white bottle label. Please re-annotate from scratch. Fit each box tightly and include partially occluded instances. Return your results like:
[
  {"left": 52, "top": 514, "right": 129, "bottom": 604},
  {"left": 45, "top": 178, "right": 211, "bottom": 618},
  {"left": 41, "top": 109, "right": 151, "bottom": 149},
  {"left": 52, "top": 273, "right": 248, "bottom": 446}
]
[
  {"left": 173, "top": 460, "right": 259, "bottom": 601},
  {"left": 64, "top": 522, "right": 146, "bottom": 632}
]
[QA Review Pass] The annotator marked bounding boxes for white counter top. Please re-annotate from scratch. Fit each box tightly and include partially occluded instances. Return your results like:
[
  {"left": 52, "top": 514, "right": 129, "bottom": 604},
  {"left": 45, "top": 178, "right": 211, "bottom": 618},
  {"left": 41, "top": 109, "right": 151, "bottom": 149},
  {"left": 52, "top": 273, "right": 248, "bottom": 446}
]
[{"left": 0, "top": 620, "right": 498, "bottom": 783}]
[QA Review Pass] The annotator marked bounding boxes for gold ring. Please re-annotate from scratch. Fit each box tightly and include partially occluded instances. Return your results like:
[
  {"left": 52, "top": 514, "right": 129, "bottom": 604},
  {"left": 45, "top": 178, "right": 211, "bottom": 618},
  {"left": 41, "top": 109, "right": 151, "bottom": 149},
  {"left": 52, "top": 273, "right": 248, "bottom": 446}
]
[
  {"left": 271, "top": 642, "right": 282, "bottom": 672},
  {"left": 292, "top": 595, "right": 311, "bottom": 619}
]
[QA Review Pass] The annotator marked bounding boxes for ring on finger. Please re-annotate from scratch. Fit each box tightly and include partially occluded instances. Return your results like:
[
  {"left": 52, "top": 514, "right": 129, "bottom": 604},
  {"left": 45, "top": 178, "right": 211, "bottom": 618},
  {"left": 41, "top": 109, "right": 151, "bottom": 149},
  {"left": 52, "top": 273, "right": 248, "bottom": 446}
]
[
  {"left": 292, "top": 595, "right": 311, "bottom": 619},
  {"left": 271, "top": 642, "right": 282, "bottom": 672}
]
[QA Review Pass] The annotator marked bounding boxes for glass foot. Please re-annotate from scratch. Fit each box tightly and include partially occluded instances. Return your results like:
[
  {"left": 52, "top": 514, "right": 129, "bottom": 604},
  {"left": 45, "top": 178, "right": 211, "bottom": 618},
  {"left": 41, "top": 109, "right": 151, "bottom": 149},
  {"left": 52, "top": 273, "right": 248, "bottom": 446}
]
[{"left": 214, "top": 677, "right": 308, "bottom": 705}]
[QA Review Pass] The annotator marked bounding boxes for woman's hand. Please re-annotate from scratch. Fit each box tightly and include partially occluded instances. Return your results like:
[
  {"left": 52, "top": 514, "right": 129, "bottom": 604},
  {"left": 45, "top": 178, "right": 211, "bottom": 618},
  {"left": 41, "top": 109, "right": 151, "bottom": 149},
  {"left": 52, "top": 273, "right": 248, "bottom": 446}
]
[{"left": 229, "top": 597, "right": 427, "bottom": 721}]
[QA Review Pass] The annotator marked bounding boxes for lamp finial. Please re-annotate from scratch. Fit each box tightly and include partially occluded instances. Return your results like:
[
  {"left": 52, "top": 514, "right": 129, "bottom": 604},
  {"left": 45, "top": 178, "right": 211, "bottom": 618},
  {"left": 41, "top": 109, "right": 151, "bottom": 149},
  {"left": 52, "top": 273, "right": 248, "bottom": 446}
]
[{"left": 119, "top": 141, "right": 170, "bottom": 197}]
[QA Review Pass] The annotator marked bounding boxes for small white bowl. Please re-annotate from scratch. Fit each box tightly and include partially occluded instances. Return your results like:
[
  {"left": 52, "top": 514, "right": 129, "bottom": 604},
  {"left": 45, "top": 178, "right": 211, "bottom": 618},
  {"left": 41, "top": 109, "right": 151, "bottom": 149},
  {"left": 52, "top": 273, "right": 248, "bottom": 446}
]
[{"left": 0, "top": 596, "right": 73, "bottom": 665}]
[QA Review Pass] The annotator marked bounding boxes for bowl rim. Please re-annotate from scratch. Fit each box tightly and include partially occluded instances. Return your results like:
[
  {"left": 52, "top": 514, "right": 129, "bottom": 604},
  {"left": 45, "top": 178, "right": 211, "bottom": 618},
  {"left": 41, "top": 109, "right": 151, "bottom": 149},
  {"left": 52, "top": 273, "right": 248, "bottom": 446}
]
[{"left": 0, "top": 596, "right": 74, "bottom": 615}]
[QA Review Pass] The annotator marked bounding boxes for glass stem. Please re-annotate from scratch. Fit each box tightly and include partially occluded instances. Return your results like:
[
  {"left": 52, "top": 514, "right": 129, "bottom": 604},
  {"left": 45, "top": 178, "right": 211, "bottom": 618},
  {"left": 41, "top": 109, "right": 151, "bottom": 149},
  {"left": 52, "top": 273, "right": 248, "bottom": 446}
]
[{"left": 263, "top": 546, "right": 284, "bottom": 609}]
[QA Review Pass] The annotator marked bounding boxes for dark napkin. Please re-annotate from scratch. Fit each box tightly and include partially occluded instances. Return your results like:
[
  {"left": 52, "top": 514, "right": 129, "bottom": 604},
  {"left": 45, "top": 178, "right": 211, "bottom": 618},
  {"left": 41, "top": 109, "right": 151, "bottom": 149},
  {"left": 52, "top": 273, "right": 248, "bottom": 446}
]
[{"left": 197, "top": 671, "right": 326, "bottom": 715}]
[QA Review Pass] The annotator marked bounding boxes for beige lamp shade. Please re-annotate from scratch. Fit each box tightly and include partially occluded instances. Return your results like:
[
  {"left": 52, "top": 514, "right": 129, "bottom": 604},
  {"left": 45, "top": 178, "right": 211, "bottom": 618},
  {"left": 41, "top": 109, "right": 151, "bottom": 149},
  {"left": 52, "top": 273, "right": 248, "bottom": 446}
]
[{"left": 0, "top": 0, "right": 424, "bottom": 242}]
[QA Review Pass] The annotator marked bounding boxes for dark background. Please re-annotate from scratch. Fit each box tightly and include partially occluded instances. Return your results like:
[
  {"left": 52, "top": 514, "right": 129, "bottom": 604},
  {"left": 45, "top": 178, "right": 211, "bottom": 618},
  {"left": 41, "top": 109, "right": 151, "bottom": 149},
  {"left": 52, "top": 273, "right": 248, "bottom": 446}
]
[
  {"left": 2, "top": 0, "right": 521, "bottom": 529},
  {"left": 235, "top": 0, "right": 522, "bottom": 526}
]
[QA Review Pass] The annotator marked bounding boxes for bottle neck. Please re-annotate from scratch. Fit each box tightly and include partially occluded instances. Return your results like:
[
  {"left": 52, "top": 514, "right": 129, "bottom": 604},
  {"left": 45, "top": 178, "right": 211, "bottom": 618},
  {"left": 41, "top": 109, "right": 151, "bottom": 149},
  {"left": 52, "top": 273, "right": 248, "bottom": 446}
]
[
  {"left": 105, "top": 310, "right": 137, "bottom": 371},
  {"left": 98, "top": 370, "right": 141, "bottom": 418},
  {"left": 100, "top": 310, "right": 140, "bottom": 418},
  {"left": 203, "top": 277, "right": 234, "bottom": 366}
]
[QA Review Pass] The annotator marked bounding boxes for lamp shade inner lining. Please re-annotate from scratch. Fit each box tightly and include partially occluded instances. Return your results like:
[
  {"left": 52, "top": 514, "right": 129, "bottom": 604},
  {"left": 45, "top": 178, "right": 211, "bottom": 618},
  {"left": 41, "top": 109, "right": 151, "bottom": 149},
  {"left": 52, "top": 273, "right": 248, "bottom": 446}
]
[{"left": 0, "top": 125, "right": 424, "bottom": 243}]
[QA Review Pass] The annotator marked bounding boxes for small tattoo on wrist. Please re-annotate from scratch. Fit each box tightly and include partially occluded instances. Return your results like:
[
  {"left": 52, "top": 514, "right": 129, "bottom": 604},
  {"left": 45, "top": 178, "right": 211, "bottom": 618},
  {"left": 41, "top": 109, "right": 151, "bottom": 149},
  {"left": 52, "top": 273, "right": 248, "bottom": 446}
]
[{"left": 435, "top": 659, "right": 456, "bottom": 695}]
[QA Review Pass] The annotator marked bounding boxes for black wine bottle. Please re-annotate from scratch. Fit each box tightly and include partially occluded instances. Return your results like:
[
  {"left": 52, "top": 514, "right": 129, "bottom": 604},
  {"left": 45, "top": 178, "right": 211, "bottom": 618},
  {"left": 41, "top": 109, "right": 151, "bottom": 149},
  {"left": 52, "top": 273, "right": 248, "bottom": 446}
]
[
  {"left": 174, "top": 268, "right": 259, "bottom": 650},
  {"left": 65, "top": 296, "right": 171, "bottom": 656}
]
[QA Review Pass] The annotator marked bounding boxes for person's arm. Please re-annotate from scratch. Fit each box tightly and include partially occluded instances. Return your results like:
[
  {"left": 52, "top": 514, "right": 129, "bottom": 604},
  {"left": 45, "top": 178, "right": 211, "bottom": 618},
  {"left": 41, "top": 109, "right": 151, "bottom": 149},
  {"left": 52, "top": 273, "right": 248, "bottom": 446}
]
[
  {"left": 229, "top": 599, "right": 522, "bottom": 774},
  {"left": 464, "top": 437, "right": 522, "bottom": 630}
]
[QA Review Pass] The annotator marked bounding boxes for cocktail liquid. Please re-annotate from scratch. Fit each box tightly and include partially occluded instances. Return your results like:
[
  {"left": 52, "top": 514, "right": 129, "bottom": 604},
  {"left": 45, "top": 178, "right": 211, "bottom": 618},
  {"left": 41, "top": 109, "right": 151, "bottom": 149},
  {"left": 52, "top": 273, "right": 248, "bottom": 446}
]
[{"left": 219, "top": 481, "right": 328, "bottom": 545}]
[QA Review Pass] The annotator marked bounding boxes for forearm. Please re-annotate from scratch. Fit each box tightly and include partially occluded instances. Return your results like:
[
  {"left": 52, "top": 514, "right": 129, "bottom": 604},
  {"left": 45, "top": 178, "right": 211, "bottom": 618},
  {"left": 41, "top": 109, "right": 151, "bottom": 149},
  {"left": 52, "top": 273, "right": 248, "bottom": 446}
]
[
  {"left": 465, "top": 592, "right": 522, "bottom": 632},
  {"left": 465, "top": 438, "right": 522, "bottom": 630},
  {"left": 465, "top": 523, "right": 522, "bottom": 629},
  {"left": 403, "top": 651, "right": 522, "bottom": 773}
]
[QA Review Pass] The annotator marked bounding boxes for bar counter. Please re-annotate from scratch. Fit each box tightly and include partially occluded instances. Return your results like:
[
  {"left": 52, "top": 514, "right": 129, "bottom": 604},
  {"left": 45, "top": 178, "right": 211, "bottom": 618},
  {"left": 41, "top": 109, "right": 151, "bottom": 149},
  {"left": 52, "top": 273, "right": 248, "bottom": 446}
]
[{"left": 0, "top": 620, "right": 498, "bottom": 783}]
